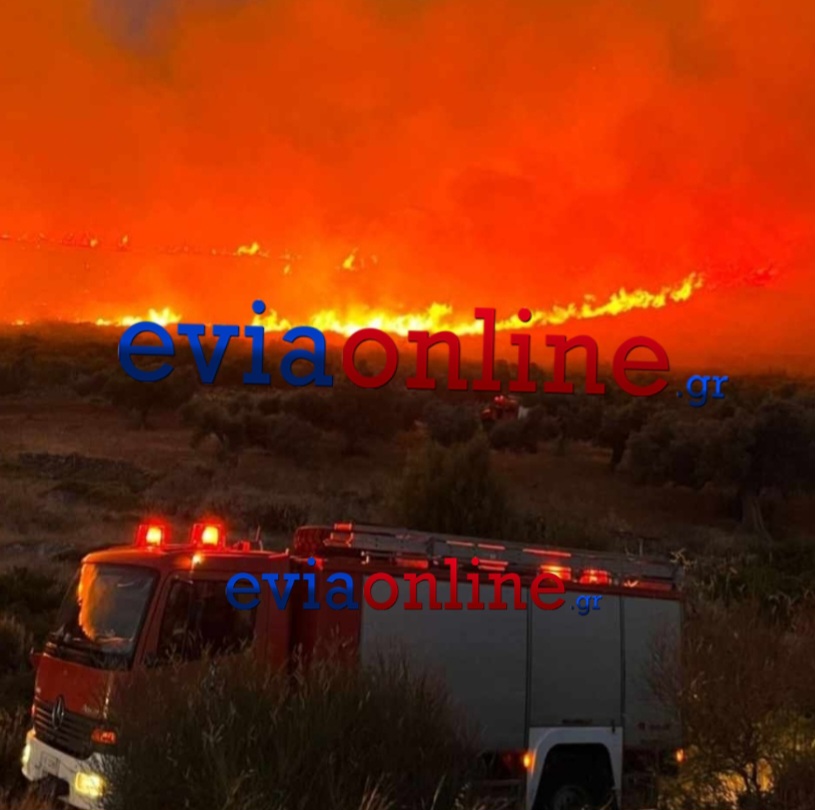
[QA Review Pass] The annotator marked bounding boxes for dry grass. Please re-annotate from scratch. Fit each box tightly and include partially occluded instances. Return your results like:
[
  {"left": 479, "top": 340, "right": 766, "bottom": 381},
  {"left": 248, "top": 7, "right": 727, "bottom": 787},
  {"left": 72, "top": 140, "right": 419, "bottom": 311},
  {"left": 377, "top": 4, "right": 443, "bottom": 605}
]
[
  {"left": 0, "top": 708, "right": 28, "bottom": 799},
  {"left": 1, "top": 391, "right": 812, "bottom": 569},
  {"left": 103, "top": 650, "right": 486, "bottom": 810},
  {"left": 0, "top": 385, "right": 814, "bottom": 808},
  {"left": 0, "top": 789, "right": 60, "bottom": 810}
]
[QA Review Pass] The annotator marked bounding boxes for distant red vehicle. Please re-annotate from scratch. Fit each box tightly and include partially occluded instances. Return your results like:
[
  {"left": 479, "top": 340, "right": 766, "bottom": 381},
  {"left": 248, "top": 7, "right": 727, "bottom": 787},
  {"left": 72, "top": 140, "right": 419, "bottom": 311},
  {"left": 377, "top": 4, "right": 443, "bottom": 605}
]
[{"left": 481, "top": 394, "right": 521, "bottom": 424}]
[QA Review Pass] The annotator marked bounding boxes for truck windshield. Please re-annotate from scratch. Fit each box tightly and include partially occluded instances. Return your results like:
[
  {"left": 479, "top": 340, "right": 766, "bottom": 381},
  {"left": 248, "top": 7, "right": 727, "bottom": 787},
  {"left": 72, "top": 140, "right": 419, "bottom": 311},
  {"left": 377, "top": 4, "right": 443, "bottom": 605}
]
[{"left": 47, "top": 564, "right": 158, "bottom": 669}]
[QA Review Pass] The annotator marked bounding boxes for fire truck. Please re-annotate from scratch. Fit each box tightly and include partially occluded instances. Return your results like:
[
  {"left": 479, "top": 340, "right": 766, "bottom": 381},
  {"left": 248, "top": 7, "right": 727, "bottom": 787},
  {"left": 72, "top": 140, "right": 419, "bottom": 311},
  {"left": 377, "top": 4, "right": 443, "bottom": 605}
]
[
  {"left": 22, "top": 521, "right": 683, "bottom": 810},
  {"left": 481, "top": 394, "right": 521, "bottom": 424}
]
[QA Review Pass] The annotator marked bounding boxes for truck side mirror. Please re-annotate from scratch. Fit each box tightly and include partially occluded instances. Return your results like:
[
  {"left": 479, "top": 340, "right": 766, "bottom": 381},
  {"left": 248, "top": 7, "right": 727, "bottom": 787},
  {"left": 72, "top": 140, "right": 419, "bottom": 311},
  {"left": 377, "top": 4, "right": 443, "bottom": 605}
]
[{"left": 29, "top": 648, "right": 42, "bottom": 671}]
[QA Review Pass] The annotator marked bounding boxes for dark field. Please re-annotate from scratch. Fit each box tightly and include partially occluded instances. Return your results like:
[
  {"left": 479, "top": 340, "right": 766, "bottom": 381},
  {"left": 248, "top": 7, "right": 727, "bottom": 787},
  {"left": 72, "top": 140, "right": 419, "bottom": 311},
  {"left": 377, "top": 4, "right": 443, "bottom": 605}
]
[{"left": 2, "top": 328, "right": 815, "bottom": 808}]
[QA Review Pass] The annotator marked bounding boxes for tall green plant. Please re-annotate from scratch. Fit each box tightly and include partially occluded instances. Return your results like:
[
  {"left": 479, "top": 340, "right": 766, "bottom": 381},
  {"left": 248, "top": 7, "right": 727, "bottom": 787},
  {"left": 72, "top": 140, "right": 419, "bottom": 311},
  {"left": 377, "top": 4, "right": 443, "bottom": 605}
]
[{"left": 391, "top": 435, "right": 511, "bottom": 538}]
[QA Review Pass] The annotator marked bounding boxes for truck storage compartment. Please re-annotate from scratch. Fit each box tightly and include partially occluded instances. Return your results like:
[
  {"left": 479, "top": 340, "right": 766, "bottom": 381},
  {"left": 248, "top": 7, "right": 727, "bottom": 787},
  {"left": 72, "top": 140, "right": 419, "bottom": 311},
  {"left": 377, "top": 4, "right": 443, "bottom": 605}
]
[
  {"left": 528, "top": 594, "right": 622, "bottom": 729},
  {"left": 360, "top": 576, "right": 529, "bottom": 750},
  {"left": 622, "top": 596, "right": 682, "bottom": 749}
]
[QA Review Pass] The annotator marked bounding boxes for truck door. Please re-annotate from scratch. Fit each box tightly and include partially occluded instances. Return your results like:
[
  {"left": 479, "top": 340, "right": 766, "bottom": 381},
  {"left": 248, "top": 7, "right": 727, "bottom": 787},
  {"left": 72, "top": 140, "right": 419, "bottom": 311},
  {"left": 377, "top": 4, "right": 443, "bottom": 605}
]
[{"left": 154, "top": 576, "right": 258, "bottom": 663}]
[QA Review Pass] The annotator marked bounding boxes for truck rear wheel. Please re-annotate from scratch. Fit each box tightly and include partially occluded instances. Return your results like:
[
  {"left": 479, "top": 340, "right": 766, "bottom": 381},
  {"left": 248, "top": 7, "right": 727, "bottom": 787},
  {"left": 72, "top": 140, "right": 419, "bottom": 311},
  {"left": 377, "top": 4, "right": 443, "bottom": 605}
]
[
  {"left": 543, "top": 783, "right": 599, "bottom": 810},
  {"left": 535, "top": 743, "right": 615, "bottom": 810}
]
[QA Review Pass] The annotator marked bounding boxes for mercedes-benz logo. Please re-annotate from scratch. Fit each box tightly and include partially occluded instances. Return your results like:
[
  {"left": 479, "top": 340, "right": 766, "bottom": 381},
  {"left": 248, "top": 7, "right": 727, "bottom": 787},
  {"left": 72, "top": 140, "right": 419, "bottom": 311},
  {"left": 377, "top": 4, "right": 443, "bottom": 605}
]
[{"left": 52, "top": 695, "right": 66, "bottom": 731}]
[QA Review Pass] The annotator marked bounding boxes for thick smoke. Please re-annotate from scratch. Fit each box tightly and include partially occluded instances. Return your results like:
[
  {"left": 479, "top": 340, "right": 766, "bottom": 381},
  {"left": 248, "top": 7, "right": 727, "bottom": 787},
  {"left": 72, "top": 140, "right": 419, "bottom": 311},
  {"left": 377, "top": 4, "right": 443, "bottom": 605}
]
[{"left": 1, "top": 0, "right": 814, "bottom": 368}]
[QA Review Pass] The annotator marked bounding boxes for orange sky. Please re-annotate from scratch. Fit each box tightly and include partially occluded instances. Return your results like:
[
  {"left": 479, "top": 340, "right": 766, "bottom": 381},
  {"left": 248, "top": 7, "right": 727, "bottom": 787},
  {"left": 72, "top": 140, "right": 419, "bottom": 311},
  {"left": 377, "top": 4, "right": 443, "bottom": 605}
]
[{"left": 1, "top": 0, "right": 814, "bottom": 371}]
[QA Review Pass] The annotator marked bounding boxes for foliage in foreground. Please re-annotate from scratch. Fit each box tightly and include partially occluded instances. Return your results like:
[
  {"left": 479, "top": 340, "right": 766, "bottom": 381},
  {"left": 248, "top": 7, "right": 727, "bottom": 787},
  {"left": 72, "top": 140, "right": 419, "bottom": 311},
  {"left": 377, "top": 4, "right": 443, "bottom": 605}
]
[
  {"left": 0, "top": 708, "right": 28, "bottom": 801},
  {"left": 103, "top": 649, "right": 484, "bottom": 810},
  {"left": 653, "top": 599, "right": 815, "bottom": 810}
]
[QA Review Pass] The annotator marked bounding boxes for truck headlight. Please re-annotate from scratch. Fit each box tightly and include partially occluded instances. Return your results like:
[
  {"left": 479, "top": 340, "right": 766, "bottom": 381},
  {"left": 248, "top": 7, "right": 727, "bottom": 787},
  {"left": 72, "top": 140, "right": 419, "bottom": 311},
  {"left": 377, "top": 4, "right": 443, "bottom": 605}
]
[
  {"left": 20, "top": 742, "right": 31, "bottom": 769},
  {"left": 74, "top": 771, "right": 106, "bottom": 800}
]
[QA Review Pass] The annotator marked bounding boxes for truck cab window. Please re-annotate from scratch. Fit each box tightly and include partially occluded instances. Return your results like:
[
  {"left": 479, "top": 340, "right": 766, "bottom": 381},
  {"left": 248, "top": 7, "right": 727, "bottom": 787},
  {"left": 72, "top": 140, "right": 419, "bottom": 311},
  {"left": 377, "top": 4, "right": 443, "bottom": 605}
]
[
  {"left": 156, "top": 580, "right": 193, "bottom": 661},
  {"left": 157, "top": 579, "right": 256, "bottom": 662}
]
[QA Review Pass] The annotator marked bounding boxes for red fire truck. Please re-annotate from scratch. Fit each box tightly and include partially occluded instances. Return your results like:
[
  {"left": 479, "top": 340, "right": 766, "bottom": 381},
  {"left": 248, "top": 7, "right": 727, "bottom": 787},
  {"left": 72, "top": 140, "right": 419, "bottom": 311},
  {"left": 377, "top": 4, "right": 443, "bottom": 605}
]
[
  {"left": 22, "top": 521, "right": 683, "bottom": 810},
  {"left": 481, "top": 394, "right": 521, "bottom": 424}
]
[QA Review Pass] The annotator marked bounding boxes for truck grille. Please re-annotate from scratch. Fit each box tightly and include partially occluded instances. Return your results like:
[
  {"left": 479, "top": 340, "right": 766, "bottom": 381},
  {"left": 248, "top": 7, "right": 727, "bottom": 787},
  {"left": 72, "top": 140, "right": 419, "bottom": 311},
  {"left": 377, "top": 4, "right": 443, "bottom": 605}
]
[{"left": 33, "top": 697, "right": 95, "bottom": 759}]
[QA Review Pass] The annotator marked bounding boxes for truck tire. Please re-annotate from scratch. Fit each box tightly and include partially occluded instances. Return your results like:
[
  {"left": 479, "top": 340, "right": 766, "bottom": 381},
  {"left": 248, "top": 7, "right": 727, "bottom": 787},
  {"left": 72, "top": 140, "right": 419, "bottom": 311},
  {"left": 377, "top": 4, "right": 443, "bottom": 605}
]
[{"left": 543, "top": 783, "right": 594, "bottom": 810}]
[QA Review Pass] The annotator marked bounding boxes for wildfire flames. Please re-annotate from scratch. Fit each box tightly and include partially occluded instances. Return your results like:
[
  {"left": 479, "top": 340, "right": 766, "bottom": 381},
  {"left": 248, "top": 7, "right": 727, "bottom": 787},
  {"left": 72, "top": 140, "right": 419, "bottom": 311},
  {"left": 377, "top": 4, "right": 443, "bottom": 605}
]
[
  {"left": 268, "top": 272, "right": 703, "bottom": 337},
  {"left": 1, "top": 0, "right": 811, "bottom": 370},
  {"left": 494, "top": 272, "right": 704, "bottom": 331},
  {"left": 93, "top": 308, "right": 183, "bottom": 328},
  {"left": 0, "top": 231, "right": 278, "bottom": 260},
  {"left": 79, "top": 271, "right": 703, "bottom": 335},
  {"left": 0, "top": 230, "right": 390, "bottom": 282}
]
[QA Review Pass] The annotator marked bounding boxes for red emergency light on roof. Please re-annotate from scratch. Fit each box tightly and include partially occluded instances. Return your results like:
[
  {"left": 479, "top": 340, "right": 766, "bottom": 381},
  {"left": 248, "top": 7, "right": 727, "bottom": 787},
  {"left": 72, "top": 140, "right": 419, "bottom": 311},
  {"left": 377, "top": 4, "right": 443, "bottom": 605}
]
[
  {"left": 191, "top": 522, "right": 226, "bottom": 549},
  {"left": 540, "top": 564, "right": 572, "bottom": 581},
  {"left": 578, "top": 568, "right": 612, "bottom": 586},
  {"left": 135, "top": 522, "right": 167, "bottom": 548}
]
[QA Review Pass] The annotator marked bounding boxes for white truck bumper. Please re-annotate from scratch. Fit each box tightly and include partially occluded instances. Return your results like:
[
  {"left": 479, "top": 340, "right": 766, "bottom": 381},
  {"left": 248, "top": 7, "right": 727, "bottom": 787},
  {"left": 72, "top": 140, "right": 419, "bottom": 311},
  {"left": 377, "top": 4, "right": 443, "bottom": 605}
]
[{"left": 21, "top": 728, "right": 110, "bottom": 810}]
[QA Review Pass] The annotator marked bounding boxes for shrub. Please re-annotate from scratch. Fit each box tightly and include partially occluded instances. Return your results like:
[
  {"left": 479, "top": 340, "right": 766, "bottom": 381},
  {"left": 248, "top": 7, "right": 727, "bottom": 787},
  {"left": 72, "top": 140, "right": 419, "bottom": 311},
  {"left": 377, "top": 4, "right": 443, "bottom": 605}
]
[
  {"left": 623, "top": 397, "right": 815, "bottom": 535},
  {"left": 16, "top": 453, "right": 152, "bottom": 490},
  {"left": 0, "top": 616, "right": 29, "bottom": 677},
  {"left": 142, "top": 464, "right": 216, "bottom": 519},
  {"left": 652, "top": 599, "right": 815, "bottom": 808},
  {"left": 0, "top": 362, "right": 28, "bottom": 396},
  {"left": 281, "top": 389, "right": 334, "bottom": 429},
  {"left": 0, "top": 708, "right": 28, "bottom": 798},
  {"left": 0, "top": 612, "right": 34, "bottom": 721},
  {"left": 0, "top": 486, "right": 69, "bottom": 535},
  {"left": 103, "top": 368, "right": 195, "bottom": 428},
  {"left": 422, "top": 401, "right": 479, "bottom": 447},
  {"left": 597, "top": 400, "right": 649, "bottom": 469},
  {"left": 47, "top": 479, "right": 143, "bottom": 512},
  {"left": 103, "top": 651, "right": 480, "bottom": 810},
  {"left": 184, "top": 400, "right": 247, "bottom": 459},
  {"left": 200, "top": 489, "right": 311, "bottom": 535},
  {"left": 770, "top": 756, "right": 815, "bottom": 810},
  {"left": 537, "top": 497, "right": 615, "bottom": 549},
  {"left": 0, "top": 789, "right": 56, "bottom": 810},
  {"left": 248, "top": 413, "right": 328, "bottom": 464},
  {"left": 257, "top": 394, "right": 282, "bottom": 416},
  {"left": 0, "top": 568, "right": 64, "bottom": 622},
  {"left": 71, "top": 369, "right": 111, "bottom": 398},
  {"left": 391, "top": 435, "right": 511, "bottom": 538},
  {"left": 330, "top": 385, "right": 410, "bottom": 454},
  {"left": 487, "top": 417, "right": 539, "bottom": 453}
]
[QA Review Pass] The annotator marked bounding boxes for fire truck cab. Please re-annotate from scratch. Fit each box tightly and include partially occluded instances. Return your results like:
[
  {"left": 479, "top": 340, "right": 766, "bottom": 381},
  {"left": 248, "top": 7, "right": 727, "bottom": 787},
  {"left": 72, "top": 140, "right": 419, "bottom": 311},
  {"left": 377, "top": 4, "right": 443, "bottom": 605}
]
[{"left": 22, "top": 521, "right": 683, "bottom": 810}]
